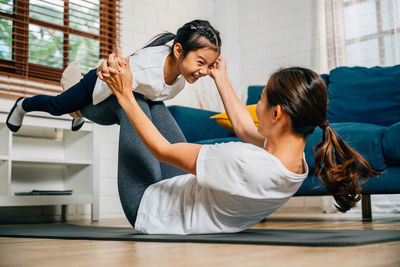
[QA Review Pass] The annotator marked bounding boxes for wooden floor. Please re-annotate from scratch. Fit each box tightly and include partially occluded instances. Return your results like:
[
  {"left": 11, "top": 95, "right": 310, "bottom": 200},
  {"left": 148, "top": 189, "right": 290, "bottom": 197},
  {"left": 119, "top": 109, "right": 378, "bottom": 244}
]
[{"left": 1, "top": 212, "right": 400, "bottom": 267}]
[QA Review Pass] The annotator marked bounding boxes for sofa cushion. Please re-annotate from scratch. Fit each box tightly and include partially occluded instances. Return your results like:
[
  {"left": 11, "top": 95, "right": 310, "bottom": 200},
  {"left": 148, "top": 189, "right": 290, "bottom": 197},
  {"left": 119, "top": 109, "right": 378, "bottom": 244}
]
[
  {"left": 294, "top": 176, "right": 326, "bottom": 196},
  {"left": 361, "top": 167, "right": 400, "bottom": 194},
  {"left": 327, "top": 65, "right": 400, "bottom": 126},
  {"left": 383, "top": 122, "right": 400, "bottom": 166},
  {"left": 246, "top": 86, "right": 264, "bottom": 105},
  {"left": 246, "top": 75, "right": 329, "bottom": 105},
  {"left": 304, "top": 123, "right": 387, "bottom": 171},
  {"left": 210, "top": 105, "right": 258, "bottom": 133},
  {"left": 168, "top": 106, "right": 235, "bottom": 143},
  {"left": 295, "top": 167, "right": 400, "bottom": 196},
  {"left": 320, "top": 73, "right": 329, "bottom": 86}
]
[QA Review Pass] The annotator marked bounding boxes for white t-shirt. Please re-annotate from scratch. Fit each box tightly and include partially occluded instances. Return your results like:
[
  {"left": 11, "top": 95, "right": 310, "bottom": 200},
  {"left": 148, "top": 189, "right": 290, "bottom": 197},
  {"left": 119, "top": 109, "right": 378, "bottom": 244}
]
[
  {"left": 92, "top": 45, "right": 186, "bottom": 105},
  {"left": 134, "top": 142, "right": 308, "bottom": 235}
]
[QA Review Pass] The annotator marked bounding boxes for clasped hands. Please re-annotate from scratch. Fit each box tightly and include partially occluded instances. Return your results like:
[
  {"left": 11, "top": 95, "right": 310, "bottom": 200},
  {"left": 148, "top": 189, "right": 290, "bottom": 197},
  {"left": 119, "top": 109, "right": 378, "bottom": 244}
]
[{"left": 97, "top": 47, "right": 133, "bottom": 101}]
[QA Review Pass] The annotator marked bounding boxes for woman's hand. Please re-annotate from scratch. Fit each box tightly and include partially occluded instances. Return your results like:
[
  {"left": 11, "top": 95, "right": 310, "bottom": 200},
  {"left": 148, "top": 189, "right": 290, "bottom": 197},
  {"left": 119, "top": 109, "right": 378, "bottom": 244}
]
[{"left": 208, "top": 56, "right": 228, "bottom": 80}]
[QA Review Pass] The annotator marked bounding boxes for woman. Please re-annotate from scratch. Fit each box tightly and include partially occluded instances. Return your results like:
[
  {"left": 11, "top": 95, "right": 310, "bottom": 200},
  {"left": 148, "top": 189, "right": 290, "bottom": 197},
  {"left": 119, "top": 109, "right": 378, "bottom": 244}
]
[{"left": 99, "top": 52, "right": 377, "bottom": 235}]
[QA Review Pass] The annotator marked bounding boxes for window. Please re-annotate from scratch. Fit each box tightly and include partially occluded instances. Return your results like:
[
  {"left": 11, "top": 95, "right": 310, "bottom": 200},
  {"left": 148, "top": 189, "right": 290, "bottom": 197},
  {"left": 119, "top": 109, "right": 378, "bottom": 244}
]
[
  {"left": 343, "top": 0, "right": 400, "bottom": 67},
  {"left": 0, "top": 0, "right": 120, "bottom": 96}
]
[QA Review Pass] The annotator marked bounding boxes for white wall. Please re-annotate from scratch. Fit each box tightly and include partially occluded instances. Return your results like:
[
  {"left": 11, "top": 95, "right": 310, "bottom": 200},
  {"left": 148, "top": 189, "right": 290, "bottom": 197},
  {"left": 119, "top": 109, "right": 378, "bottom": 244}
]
[{"left": 237, "top": 0, "right": 320, "bottom": 91}]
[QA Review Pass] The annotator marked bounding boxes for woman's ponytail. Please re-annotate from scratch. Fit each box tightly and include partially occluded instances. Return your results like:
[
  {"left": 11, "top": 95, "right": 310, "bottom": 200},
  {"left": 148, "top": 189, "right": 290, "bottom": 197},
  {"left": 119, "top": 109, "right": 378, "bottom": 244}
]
[
  {"left": 313, "top": 124, "right": 380, "bottom": 212},
  {"left": 143, "top": 32, "right": 176, "bottom": 48}
]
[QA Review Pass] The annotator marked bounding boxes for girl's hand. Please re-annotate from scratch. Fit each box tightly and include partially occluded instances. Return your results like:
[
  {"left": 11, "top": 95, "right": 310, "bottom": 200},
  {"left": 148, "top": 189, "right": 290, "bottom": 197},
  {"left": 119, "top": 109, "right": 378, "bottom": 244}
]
[
  {"left": 208, "top": 57, "right": 227, "bottom": 80},
  {"left": 104, "top": 50, "right": 132, "bottom": 101},
  {"left": 97, "top": 48, "right": 126, "bottom": 80},
  {"left": 97, "top": 56, "right": 118, "bottom": 80}
]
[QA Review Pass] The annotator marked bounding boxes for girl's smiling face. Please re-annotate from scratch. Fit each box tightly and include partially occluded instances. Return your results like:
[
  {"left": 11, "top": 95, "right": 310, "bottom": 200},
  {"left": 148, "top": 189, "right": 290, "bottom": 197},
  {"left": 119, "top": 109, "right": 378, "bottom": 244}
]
[{"left": 175, "top": 43, "right": 219, "bottom": 83}]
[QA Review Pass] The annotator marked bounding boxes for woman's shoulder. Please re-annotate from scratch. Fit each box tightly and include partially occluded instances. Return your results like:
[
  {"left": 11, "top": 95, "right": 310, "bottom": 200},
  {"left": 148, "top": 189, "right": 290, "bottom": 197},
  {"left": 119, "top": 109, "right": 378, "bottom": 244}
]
[
  {"left": 225, "top": 141, "right": 266, "bottom": 154},
  {"left": 211, "top": 142, "right": 308, "bottom": 179},
  {"left": 201, "top": 141, "right": 265, "bottom": 159}
]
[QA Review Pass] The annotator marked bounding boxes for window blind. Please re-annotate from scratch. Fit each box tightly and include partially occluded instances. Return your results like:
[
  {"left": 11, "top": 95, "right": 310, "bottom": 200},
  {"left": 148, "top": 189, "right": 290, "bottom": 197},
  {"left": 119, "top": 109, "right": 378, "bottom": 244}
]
[{"left": 0, "top": 0, "right": 120, "bottom": 98}]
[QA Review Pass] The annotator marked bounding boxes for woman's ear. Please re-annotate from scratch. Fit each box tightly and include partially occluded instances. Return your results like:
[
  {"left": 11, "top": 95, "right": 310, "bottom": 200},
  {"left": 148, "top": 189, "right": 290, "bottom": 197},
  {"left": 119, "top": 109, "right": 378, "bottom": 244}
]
[
  {"left": 273, "top": 105, "right": 291, "bottom": 128},
  {"left": 271, "top": 105, "right": 283, "bottom": 122},
  {"left": 173, "top": 43, "right": 183, "bottom": 60}
]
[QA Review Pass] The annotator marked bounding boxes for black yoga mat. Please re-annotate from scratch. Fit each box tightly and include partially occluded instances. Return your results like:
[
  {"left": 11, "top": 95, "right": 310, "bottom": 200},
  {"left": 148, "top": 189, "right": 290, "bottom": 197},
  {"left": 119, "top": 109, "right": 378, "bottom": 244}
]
[{"left": 0, "top": 224, "right": 399, "bottom": 247}]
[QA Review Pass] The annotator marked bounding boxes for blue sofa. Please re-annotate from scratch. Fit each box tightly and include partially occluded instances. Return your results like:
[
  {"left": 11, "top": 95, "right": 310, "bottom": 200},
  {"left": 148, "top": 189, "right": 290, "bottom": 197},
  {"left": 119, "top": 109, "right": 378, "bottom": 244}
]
[{"left": 168, "top": 65, "right": 400, "bottom": 220}]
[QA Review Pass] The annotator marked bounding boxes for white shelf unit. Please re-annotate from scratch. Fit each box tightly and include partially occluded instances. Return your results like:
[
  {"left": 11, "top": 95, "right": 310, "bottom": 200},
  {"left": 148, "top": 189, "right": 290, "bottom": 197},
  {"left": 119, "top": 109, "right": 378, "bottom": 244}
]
[{"left": 0, "top": 110, "right": 99, "bottom": 221}]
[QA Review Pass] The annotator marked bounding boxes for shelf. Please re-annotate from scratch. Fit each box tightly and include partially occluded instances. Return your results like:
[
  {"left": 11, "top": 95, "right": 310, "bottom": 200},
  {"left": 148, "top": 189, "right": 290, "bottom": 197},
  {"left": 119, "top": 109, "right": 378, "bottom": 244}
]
[
  {"left": 0, "top": 195, "right": 94, "bottom": 206},
  {"left": 11, "top": 157, "right": 92, "bottom": 165},
  {"left": 0, "top": 160, "right": 9, "bottom": 196},
  {"left": 0, "top": 109, "right": 98, "bottom": 220},
  {"left": 12, "top": 131, "right": 93, "bottom": 163},
  {"left": 0, "top": 123, "right": 9, "bottom": 155}
]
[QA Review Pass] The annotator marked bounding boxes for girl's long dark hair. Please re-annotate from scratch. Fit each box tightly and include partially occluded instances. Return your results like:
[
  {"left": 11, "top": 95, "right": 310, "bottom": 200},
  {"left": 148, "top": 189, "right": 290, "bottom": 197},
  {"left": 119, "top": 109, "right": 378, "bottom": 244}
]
[
  {"left": 265, "top": 67, "right": 379, "bottom": 212},
  {"left": 144, "top": 32, "right": 176, "bottom": 48},
  {"left": 142, "top": 20, "right": 221, "bottom": 57}
]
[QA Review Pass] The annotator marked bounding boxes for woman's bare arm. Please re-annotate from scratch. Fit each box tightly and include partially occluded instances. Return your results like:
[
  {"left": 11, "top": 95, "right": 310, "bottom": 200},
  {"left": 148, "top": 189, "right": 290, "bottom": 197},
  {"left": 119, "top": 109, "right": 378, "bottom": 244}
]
[{"left": 209, "top": 58, "right": 265, "bottom": 147}]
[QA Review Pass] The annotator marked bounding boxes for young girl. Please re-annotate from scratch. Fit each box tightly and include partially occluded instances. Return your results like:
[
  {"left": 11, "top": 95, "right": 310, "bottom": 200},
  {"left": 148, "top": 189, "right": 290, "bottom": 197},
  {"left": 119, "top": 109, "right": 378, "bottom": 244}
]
[
  {"left": 98, "top": 53, "right": 378, "bottom": 234},
  {"left": 6, "top": 20, "right": 221, "bottom": 132}
]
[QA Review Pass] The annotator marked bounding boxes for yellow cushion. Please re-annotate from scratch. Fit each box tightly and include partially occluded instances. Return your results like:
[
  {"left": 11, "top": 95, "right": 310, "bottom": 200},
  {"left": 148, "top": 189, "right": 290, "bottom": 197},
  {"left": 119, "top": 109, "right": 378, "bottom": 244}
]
[{"left": 210, "top": 104, "right": 259, "bottom": 133}]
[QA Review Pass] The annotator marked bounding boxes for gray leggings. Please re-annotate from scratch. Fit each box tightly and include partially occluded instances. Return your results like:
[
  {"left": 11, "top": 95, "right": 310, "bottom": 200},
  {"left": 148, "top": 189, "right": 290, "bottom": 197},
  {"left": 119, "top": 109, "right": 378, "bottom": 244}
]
[{"left": 80, "top": 94, "right": 187, "bottom": 227}]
